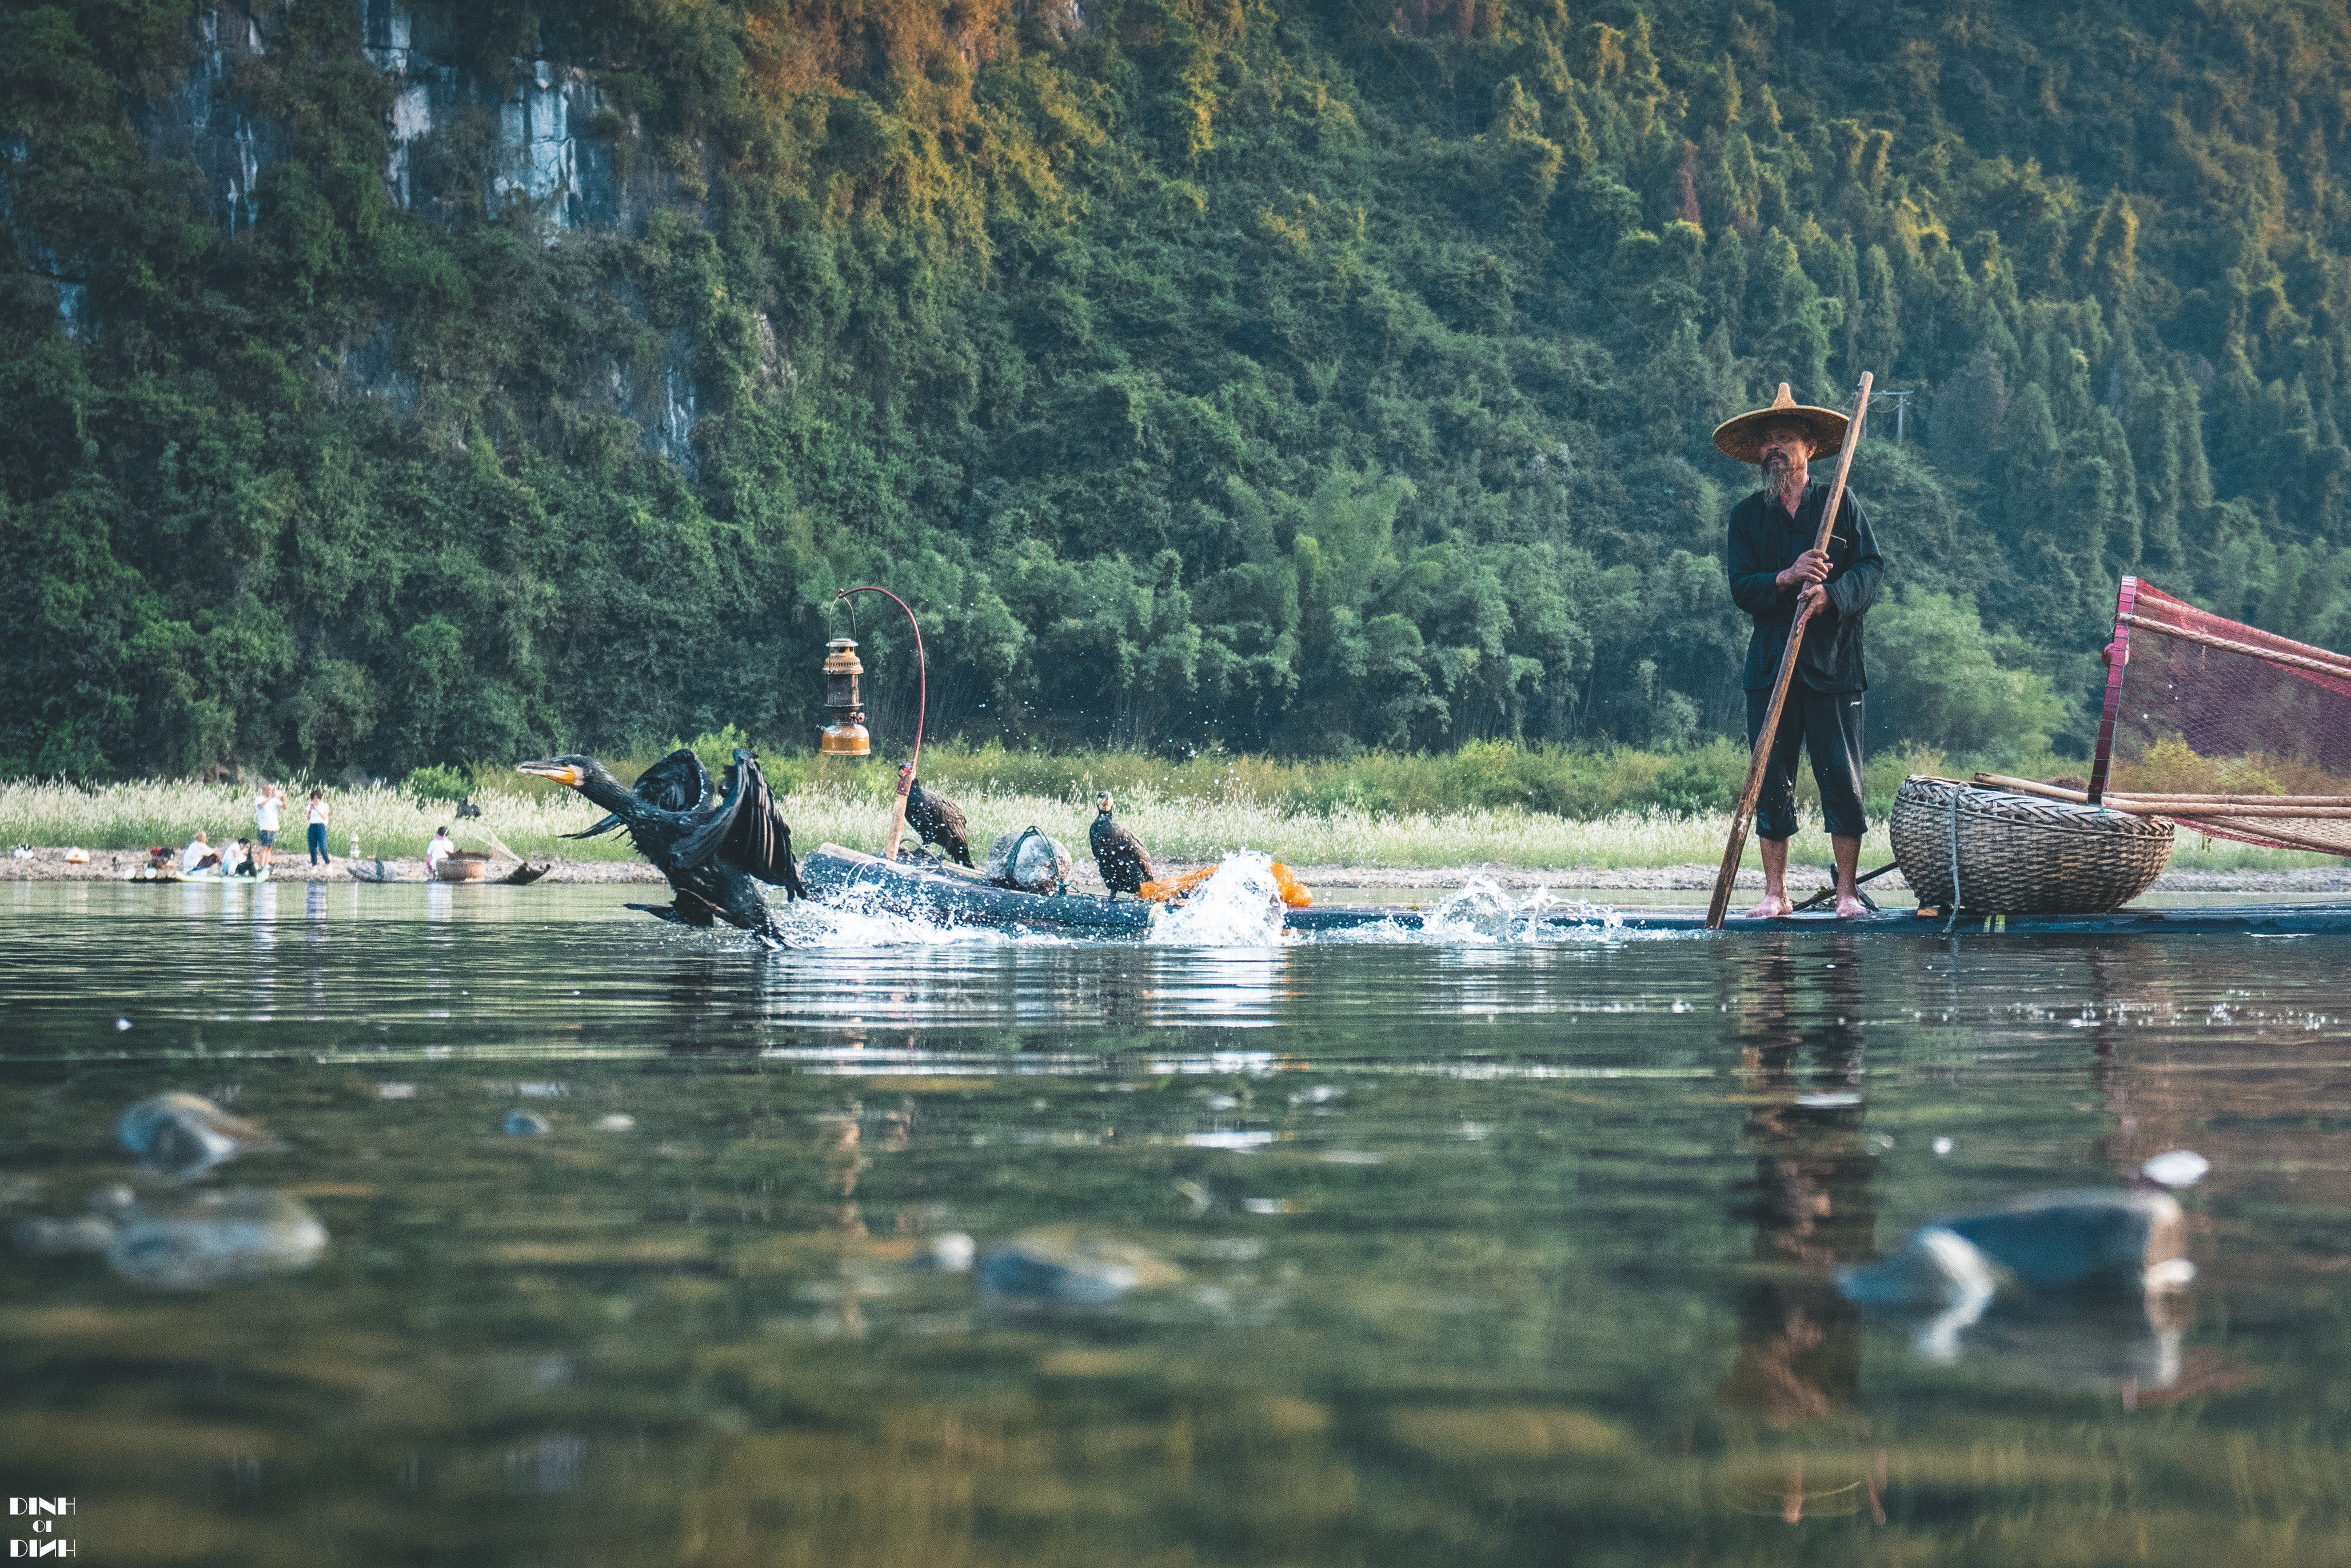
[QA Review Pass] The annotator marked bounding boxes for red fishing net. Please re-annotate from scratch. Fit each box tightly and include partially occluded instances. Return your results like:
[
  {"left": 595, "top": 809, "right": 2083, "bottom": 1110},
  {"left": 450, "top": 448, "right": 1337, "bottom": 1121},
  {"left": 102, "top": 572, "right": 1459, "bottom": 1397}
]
[{"left": 2087, "top": 578, "right": 2351, "bottom": 855}]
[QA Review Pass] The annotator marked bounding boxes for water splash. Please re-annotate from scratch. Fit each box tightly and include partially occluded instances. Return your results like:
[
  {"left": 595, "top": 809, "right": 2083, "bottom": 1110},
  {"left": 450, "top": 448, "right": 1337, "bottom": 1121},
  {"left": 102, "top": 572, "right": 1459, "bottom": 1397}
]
[
  {"left": 1308, "top": 877, "right": 1626, "bottom": 945},
  {"left": 1423, "top": 878, "right": 1622, "bottom": 943},
  {"left": 1149, "top": 851, "right": 1288, "bottom": 947},
  {"left": 780, "top": 888, "right": 1061, "bottom": 949}
]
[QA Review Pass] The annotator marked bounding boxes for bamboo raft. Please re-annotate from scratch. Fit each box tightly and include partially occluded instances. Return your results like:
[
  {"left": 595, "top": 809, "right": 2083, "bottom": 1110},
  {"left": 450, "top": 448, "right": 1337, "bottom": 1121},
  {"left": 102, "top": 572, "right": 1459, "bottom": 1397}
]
[
  {"left": 803, "top": 846, "right": 2351, "bottom": 937},
  {"left": 802, "top": 846, "right": 1160, "bottom": 931},
  {"left": 1286, "top": 905, "right": 2351, "bottom": 935}
]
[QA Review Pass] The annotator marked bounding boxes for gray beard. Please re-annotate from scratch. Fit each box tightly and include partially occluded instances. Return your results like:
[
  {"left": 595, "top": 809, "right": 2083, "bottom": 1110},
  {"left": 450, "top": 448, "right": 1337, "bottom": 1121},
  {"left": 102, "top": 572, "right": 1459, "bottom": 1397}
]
[{"left": 1765, "top": 460, "right": 1804, "bottom": 497}]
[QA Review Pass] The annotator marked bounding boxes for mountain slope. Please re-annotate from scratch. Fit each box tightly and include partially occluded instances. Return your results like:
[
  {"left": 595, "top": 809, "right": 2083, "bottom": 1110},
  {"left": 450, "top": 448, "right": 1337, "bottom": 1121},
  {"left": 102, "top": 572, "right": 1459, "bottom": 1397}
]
[{"left": 5, "top": 0, "right": 2349, "bottom": 774}]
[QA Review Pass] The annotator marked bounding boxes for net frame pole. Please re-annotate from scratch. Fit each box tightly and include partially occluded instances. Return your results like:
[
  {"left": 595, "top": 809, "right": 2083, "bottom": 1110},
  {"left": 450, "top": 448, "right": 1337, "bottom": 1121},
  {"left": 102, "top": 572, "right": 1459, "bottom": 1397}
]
[
  {"left": 1705, "top": 372, "right": 1873, "bottom": 930},
  {"left": 2128, "top": 593, "right": 2351, "bottom": 672},
  {"left": 2086, "top": 575, "right": 2139, "bottom": 806},
  {"left": 2118, "top": 613, "right": 2351, "bottom": 682}
]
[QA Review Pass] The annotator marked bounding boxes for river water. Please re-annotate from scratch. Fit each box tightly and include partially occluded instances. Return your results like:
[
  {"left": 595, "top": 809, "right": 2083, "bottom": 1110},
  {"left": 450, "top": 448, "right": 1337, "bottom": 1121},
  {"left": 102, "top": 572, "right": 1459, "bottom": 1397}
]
[{"left": 3, "top": 879, "right": 2348, "bottom": 1565}]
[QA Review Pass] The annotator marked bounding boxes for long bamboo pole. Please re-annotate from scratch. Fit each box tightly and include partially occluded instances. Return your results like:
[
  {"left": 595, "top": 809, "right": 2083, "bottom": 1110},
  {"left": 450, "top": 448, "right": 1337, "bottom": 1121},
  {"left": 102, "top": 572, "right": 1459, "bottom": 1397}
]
[
  {"left": 1978, "top": 773, "right": 2351, "bottom": 812},
  {"left": 2105, "top": 793, "right": 2351, "bottom": 806},
  {"left": 2124, "top": 606, "right": 2351, "bottom": 674},
  {"left": 2117, "top": 614, "right": 2351, "bottom": 682},
  {"left": 2141, "top": 805, "right": 2351, "bottom": 819},
  {"left": 1706, "top": 374, "right": 1874, "bottom": 929},
  {"left": 1973, "top": 773, "right": 2351, "bottom": 853}
]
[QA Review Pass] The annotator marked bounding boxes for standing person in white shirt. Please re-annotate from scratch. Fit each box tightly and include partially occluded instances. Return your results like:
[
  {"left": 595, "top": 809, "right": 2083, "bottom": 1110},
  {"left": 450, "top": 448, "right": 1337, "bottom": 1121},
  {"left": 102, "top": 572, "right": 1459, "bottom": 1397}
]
[
  {"left": 253, "top": 783, "right": 283, "bottom": 870},
  {"left": 425, "top": 827, "right": 455, "bottom": 875},
  {"left": 306, "top": 789, "right": 332, "bottom": 865}
]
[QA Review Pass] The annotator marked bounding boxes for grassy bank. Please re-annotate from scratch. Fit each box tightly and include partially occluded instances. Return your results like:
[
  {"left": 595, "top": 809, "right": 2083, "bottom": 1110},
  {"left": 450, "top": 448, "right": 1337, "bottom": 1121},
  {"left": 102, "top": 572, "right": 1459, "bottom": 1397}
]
[
  {"left": 0, "top": 774, "right": 1866, "bottom": 871},
  {"left": 2, "top": 739, "right": 2336, "bottom": 874}
]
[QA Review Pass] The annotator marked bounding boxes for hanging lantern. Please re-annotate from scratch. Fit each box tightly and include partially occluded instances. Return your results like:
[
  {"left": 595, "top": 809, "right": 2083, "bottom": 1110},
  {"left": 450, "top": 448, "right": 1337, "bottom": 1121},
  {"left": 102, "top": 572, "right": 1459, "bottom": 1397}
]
[{"left": 820, "top": 638, "right": 871, "bottom": 757}]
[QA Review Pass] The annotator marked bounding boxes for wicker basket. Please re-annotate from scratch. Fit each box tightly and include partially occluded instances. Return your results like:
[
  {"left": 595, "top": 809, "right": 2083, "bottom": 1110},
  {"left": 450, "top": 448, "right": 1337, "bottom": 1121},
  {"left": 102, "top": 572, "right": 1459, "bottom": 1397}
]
[{"left": 1890, "top": 777, "right": 2173, "bottom": 914}]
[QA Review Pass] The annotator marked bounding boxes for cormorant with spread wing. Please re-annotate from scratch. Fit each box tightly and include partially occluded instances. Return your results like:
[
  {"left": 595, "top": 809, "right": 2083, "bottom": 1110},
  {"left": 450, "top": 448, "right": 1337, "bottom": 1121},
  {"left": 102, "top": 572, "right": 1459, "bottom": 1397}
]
[
  {"left": 518, "top": 747, "right": 805, "bottom": 938},
  {"left": 1089, "top": 790, "right": 1155, "bottom": 900},
  {"left": 903, "top": 771, "right": 973, "bottom": 867}
]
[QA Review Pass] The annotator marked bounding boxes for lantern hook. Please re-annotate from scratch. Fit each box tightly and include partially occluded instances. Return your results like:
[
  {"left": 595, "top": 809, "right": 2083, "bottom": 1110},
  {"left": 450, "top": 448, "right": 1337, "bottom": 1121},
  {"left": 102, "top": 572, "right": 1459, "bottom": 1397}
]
[{"left": 836, "top": 586, "right": 927, "bottom": 860}]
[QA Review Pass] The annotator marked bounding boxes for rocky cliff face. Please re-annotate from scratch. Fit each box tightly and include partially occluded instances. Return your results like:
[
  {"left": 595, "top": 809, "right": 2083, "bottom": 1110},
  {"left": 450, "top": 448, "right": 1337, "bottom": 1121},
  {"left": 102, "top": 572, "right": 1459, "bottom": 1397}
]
[
  {"left": 134, "top": 4, "right": 277, "bottom": 235},
  {"left": 358, "top": 0, "right": 667, "bottom": 231},
  {"left": 93, "top": 0, "right": 709, "bottom": 466},
  {"left": 132, "top": 1, "right": 680, "bottom": 235}
]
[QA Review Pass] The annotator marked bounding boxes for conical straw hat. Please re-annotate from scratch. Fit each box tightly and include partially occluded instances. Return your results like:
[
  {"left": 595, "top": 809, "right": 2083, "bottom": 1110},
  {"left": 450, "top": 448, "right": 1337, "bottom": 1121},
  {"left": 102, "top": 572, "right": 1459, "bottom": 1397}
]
[{"left": 1713, "top": 383, "right": 1849, "bottom": 463}]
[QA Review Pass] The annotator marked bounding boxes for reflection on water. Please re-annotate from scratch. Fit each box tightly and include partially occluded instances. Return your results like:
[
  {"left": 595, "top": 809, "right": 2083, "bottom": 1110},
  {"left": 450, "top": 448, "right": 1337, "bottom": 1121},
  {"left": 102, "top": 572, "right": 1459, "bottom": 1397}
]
[
  {"left": 1716, "top": 937, "right": 1883, "bottom": 1523},
  {"left": 2, "top": 883, "right": 2350, "bottom": 1564}
]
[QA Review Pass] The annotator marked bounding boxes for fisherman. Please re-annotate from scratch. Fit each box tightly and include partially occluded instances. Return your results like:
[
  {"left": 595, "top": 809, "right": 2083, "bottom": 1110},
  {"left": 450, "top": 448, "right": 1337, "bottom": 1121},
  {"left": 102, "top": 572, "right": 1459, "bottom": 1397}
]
[{"left": 1717, "top": 384, "right": 1885, "bottom": 919}]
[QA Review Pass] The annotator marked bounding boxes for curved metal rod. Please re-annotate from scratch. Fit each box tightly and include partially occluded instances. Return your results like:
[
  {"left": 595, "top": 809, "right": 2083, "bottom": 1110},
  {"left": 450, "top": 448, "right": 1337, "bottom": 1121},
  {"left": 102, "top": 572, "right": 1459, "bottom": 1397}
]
[{"left": 836, "top": 586, "right": 927, "bottom": 859}]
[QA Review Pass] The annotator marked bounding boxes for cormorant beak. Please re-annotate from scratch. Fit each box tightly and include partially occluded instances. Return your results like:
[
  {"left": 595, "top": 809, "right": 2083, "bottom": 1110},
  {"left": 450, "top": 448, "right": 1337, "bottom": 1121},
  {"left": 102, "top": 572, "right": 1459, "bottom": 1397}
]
[{"left": 517, "top": 759, "right": 585, "bottom": 789}]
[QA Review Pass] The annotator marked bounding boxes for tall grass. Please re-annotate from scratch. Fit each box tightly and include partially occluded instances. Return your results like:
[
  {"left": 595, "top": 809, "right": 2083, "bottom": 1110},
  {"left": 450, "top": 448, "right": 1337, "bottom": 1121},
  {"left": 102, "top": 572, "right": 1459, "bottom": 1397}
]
[
  {"left": 1, "top": 759, "right": 2333, "bottom": 873},
  {"left": 446, "top": 735, "right": 1969, "bottom": 819}
]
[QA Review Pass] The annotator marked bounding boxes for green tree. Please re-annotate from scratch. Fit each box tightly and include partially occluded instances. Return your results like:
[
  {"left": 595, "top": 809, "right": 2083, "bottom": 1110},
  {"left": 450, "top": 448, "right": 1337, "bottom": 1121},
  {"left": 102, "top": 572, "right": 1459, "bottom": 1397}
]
[{"left": 1866, "top": 590, "right": 2067, "bottom": 761}]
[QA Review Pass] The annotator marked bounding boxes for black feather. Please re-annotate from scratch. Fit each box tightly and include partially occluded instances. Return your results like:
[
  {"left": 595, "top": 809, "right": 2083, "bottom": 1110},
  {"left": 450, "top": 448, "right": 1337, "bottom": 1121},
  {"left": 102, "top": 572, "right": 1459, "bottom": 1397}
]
[
  {"left": 633, "top": 749, "right": 713, "bottom": 813},
  {"left": 674, "top": 750, "right": 805, "bottom": 899}
]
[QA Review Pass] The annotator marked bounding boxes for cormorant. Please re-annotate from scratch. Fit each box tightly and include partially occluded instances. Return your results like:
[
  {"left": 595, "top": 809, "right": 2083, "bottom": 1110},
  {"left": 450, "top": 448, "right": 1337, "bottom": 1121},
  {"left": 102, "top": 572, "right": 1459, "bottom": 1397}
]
[
  {"left": 904, "top": 771, "right": 973, "bottom": 867},
  {"left": 518, "top": 747, "right": 805, "bottom": 939},
  {"left": 1088, "top": 791, "right": 1154, "bottom": 899}
]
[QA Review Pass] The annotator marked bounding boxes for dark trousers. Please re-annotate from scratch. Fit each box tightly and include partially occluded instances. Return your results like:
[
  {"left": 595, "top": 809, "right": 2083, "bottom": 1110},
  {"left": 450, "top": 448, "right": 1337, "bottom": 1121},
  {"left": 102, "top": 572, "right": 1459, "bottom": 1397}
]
[
  {"left": 1746, "top": 685, "right": 1867, "bottom": 842},
  {"left": 308, "top": 823, "right": 329, "bottom": 864}
]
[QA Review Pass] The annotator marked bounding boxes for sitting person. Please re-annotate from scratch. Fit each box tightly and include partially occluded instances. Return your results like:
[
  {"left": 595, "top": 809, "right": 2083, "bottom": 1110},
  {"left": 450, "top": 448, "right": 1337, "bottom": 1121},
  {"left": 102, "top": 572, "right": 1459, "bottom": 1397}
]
[
  {"left": 180, "top": 831, "right": 222, "bottom": 874},
  {"left": 425, "top": 827, "right": 456, "bottom": 874},
  {"left": 226, "top": 838, "right": 262, "bottom": 876}
]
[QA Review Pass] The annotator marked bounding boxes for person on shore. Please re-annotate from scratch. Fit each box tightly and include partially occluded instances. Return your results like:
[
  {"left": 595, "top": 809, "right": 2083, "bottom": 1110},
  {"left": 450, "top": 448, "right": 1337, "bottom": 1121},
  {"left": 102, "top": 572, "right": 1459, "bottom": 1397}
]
[
  {"left": 226, "top": 838, "right": 258, "bottom": 877},
  {"left": 426, "top": 827, "right": 455, "bottom": 875},
  {"left": 1717, "top": 384, "right": 1885, "bottom": 919},
  {"left": 253, "top": 783, "right": 283, "bottom": 869},
  {"left": 306, "top": 790, "right": 331, "bottom": 865},
  {"left": 181, "top": 831, "right": 222, "bottom": 875}
]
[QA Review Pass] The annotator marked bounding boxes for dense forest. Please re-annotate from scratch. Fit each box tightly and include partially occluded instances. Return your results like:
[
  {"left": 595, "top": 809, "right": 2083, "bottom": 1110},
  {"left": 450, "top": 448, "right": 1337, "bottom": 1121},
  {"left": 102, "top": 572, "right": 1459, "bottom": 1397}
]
[{"left": 6, "top": 0, "right": 2351, "bottom": 778}]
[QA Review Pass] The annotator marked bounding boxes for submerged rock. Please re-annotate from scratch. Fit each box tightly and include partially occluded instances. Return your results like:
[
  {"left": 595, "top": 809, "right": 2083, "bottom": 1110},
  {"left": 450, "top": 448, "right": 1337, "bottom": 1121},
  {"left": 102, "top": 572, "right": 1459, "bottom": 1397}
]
[
  {"left": 2141, "top": 1149, "right": 2211, "bottom": 1189},
  {"left": 14, "top": 1184, "right": 141, "bottom": 1255},
  {"left": 504, "top": 1110, "right": 553, "bottom": 1137},
  {"left": 117, "top": 1092, "right": 282, "bottom": 1177},
  {"left": 104, "top": 1187, "right": 327, "bottom": 1290},
  {"left": 1841, "top": 1189, "right": 2188, "bottom": 1306},
  {"left": 14, "top": 1214, "right": 116, "bottom": 1255},
  {"left": 1839, "top": 1190, "right": 2194, "bottom": 1368},
  {"left": 978, "top": 1229, "right": 1181, "bottom": 1310}
]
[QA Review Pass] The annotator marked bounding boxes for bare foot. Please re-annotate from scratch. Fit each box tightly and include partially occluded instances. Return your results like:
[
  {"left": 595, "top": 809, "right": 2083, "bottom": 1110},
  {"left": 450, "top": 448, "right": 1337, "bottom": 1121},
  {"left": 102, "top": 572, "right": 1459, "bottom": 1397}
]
[
  {"left": 1835, "top": 891, "right": 1869, "bottom": 918},
  {"left": 1746, "top": 893, "right": 1794, "bottom": 918}
]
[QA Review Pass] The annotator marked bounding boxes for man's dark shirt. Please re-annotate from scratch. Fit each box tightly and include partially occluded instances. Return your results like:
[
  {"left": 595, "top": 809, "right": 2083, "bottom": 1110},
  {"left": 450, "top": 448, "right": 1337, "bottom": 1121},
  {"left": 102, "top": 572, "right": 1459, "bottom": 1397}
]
[{"left": 1726, "top": 479, "right": 1884, "bottom": 693}]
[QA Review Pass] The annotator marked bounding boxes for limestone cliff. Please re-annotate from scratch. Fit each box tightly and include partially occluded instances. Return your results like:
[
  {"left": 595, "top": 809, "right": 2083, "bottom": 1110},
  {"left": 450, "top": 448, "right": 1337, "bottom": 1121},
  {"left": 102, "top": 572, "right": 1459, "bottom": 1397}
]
[{"left": 75, "top": 0, "right": 709, "bottom": 465}]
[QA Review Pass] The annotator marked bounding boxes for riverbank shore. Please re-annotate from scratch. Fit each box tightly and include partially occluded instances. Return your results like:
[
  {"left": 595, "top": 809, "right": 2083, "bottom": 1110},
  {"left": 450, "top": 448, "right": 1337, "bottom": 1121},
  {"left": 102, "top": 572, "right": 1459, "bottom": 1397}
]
[
  {"left": 11, "top": 846, "right": 2350, "bottom": 896},
  {"left": 14, "top": 776, "right": 2341, "bottom": 878}
]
